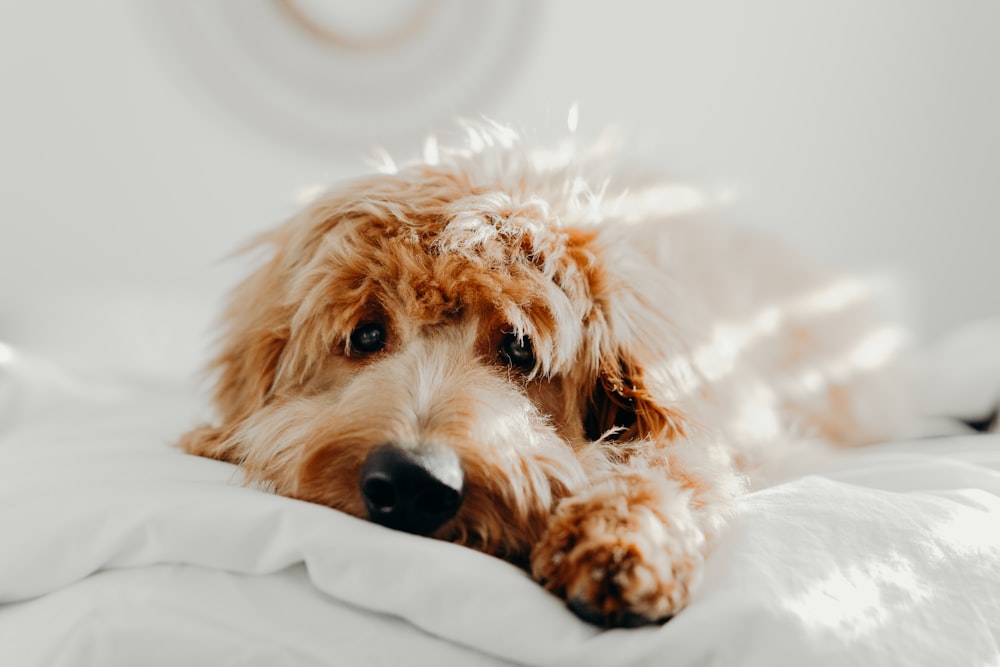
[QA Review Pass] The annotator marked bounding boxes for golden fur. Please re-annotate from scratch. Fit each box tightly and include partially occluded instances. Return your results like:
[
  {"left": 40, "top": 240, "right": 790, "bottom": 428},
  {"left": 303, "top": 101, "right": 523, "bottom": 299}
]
[{"left": 180, "top": 127, "right": 912, "bottom": 627}]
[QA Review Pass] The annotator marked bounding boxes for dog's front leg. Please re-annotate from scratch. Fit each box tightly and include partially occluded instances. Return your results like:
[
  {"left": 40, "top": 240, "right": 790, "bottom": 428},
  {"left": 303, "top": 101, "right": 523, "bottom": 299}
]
[{"left": 530, "top": 441, "right": 736, "bottom": 627}]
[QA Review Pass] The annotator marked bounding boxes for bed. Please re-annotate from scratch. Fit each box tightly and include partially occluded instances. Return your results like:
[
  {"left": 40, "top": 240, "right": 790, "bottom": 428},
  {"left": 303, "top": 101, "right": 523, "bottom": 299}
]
[{"left": 2, "top": 319, "right": 998, "bottom": 666}]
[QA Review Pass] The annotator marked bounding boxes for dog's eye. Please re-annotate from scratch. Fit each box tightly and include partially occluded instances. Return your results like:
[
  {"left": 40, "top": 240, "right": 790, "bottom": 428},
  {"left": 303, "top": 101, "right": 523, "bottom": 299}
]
[
  {"left": 499, "top": 333, "right": 535, "bottom": 370},
  {"left": 350, "top": 323, "right": 386, "bottom": 355}
]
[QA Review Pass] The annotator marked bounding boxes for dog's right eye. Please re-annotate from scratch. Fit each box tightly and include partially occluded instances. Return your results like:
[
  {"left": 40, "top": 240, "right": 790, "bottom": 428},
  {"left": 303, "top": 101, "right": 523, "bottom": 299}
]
[
  {"left": 499, "top": 332, "right": 535, "bottom": 371},
  {"left": 349, "top": 323, "right": 387, "bottom": 355}
]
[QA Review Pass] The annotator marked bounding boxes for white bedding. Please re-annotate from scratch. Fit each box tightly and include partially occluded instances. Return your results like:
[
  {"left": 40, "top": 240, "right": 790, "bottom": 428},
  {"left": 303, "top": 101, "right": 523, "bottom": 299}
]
[{"left": 1, "top": 328, "right": 999, "bottom": 666}]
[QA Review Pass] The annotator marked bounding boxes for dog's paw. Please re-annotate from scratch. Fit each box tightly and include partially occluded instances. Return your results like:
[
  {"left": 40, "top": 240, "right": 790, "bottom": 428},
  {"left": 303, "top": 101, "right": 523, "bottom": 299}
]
[{"left": 530, "top": 481, "right": 706, "bottom": 628}]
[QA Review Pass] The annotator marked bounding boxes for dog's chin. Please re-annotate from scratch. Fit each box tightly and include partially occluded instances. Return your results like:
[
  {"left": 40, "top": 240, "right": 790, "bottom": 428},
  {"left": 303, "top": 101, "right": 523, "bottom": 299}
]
[{"left": 432, "top": 516, "right": 535, "bottom": 570}]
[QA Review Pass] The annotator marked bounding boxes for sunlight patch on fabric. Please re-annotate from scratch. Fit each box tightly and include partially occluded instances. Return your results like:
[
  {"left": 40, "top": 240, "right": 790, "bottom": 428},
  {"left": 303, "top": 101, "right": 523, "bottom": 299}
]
[{"left": 784, "top": 555, "right": 930, "bottom": 640}]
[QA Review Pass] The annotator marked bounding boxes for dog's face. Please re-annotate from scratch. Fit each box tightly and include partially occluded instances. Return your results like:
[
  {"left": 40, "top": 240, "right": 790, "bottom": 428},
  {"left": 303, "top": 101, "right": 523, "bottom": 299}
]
[{"left": 185, "top": 161, "right": 684, "bottom": 563}]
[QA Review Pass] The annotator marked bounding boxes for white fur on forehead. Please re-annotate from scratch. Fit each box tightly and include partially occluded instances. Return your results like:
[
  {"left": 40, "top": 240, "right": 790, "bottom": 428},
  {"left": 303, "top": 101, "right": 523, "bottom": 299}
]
[
  {"left": 437, "top": 194, "right": 558, "bottom": 270},
  {"left": 368, "top": 118, "right": 719, "bottom": 237},
  {"left": 417, "top": 125, "right": 612, "bottom": 303},
  {"left": 395, "top": 120, "right": 621, "bottom": 223}
]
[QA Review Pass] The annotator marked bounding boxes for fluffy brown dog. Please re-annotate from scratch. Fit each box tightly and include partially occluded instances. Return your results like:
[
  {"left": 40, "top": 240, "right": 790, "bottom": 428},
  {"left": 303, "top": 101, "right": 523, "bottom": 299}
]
[{"left": 181, "top": 127, "right": 911, "bottom": 627}]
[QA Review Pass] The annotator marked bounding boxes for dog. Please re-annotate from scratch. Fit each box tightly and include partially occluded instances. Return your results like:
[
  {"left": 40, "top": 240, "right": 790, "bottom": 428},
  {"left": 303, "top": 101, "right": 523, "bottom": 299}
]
[{"left": 180, "top": 125, "right": 913, "bottom": 627}]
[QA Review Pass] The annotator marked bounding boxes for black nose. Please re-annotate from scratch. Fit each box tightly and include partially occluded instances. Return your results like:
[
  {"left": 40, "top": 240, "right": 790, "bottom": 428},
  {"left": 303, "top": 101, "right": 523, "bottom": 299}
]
[{"left": 359, "top": 444, "right": 464, "bottom": 536}]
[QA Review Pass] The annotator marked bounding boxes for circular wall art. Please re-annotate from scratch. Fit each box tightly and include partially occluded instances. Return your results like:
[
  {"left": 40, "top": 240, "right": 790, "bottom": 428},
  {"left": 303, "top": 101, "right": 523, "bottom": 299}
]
[{"left": 145, "top": 0, "right": 542, "bottom": 153}]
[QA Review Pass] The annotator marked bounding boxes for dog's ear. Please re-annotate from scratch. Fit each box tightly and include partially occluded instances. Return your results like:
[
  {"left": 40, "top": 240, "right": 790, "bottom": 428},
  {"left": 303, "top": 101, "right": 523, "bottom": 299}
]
[
  {"left": 583, "top": 357, "right": 686, "bottom": 443},
  {"left": 179, "top": 312, "right": 290, "bottom": 464},
  {"left": 210, "top": 318, "right": 289, "bottom": 424},
  {"left": 177, "top": 423, "right": 241, "bottom": 462},
  {"left": 557, "top": 219, "right": 688, "bottom": 444},
  {"left": 179, "top": 233, "right": 297, "bottom": 463}
]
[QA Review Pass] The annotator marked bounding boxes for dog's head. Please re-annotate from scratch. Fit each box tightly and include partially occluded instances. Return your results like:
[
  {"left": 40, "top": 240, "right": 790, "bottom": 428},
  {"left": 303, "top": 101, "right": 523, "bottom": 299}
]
[{"left": 182, "top": 137, "right": 687, "bottom": 562}]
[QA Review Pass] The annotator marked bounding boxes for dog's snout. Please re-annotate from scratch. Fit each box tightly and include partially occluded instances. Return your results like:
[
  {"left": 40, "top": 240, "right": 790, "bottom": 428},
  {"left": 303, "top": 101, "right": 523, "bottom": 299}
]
[{"left": 359, "top": 444, "right": 464, "bottom": 536}]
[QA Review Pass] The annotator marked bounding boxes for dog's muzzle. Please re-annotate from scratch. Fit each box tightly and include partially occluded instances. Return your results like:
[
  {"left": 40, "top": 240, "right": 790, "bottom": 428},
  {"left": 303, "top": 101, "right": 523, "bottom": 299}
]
[{"left": 359, "top": 444, "right": 464, "bottom": 536}]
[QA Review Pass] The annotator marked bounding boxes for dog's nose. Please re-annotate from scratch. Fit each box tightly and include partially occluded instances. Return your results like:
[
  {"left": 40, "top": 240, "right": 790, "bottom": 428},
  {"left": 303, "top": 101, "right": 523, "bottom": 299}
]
[{"left": 359, "top": 444, "right": 464, "bottom": 536}]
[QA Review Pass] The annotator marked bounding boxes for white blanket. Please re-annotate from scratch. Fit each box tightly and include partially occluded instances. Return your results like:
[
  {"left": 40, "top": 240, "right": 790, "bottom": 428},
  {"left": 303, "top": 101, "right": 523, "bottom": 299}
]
[{"left": 1, "top": 334, "right": 999, "bottom": 667}]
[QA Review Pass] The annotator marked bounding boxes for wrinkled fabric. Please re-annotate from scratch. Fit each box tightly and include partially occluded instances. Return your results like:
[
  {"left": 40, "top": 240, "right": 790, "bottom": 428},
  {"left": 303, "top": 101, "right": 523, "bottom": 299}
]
[{"left": 1, "top": 343, "right": 998, "bottom": 667}]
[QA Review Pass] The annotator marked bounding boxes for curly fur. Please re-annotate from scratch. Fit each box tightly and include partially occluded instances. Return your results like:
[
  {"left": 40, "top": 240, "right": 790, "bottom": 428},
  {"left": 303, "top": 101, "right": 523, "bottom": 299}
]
[{"left": 180, "top": 124, "right": 913, "bottom": 627}]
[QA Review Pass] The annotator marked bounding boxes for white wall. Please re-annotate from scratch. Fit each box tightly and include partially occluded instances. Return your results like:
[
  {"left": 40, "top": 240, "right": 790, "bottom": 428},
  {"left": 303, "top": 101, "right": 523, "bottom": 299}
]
[{"left": 1, "top": 1, "right": 998, "bottom": 374}]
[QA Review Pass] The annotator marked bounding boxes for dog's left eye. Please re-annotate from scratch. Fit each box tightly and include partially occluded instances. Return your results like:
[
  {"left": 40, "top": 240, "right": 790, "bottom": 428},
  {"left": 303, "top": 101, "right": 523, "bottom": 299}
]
[
  {"left": 499, "top": 333, "right": 535, "bottom": 370},
  {"left": 350, "top": 323, "right": 387, "bottom": 355}
]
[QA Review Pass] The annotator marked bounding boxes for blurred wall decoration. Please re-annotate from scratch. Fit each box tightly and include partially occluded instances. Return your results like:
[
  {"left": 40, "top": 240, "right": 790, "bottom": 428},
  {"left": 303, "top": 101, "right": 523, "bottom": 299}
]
[
  {"left": 145, "top": 0, "right": 539, "bottom": 151},
  {"left": 0, "top": 1, "right": 998, "bottom": 376}
]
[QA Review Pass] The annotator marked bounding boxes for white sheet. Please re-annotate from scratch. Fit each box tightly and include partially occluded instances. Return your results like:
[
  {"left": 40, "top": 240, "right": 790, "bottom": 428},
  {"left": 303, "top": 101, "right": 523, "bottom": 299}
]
[{"left": 1, "top": 338, "right": 999, "bottom": 666}]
